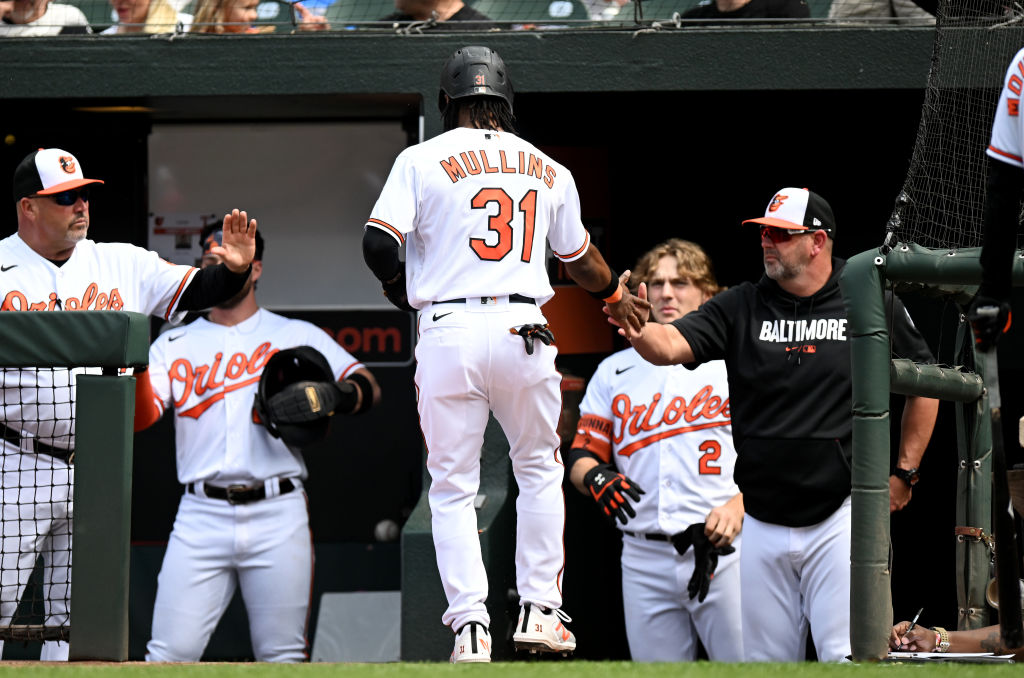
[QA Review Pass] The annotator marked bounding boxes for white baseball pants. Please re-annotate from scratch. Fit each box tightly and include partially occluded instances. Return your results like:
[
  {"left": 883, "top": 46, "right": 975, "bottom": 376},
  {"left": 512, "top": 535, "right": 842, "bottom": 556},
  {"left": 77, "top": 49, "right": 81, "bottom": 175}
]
[
  {"left": 621, "top": 534, "right": 743, "bottom": 661},
  {"left": 0, "top": 447, "right": 72, "bottom": 660},
  {"left": 415, "top": 299, "right": 565, "bottom": 633},
  {"left": 740, "top": 496, "right": 852, "bottom": 661},
  {"left": 146, "top": 486, "right": 312, "bottom": 662}
]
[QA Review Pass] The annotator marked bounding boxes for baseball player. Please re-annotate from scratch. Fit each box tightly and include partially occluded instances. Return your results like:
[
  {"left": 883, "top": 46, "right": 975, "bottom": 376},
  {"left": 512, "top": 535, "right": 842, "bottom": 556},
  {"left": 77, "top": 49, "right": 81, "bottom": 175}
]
[
  {"left": 0, "top": 147, "right": 257, "bottom": 660},
  {"left": 614, "top": 188, "right": 939, "bottom": 661},
  {"left": 967, "top": 46, "right": 1024, "bottom": 350},
  {"left": 136, "top": 225, "right": 380, "bottom": 662},
  {"left": 567, "top": 238, "right": 744, "bottom": 662},
  {"left": 361, "top": 45, "right": 648, "bottom": 662}
]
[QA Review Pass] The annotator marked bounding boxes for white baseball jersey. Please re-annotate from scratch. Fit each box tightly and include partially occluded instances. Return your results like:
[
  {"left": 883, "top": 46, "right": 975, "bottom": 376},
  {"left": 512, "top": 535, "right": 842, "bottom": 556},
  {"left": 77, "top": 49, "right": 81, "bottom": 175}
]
[
  {"left": 144, "top": 307, "right": 363, "bottom": 663},
  {"left": 365, "top": 127, "right": 591, "bottom": 309},
  {"left": 987, "top": 45, "right": 1024, "bottom": 167},
  {"left": 573, "top": 348, "right": 743, "bottom": 661},
  {"left": 0, "top": 233, "right": 198, "bottom": 447},
  {"left": 574, "top": 348, "right": 738, "bottom": 535},
  {"left": 147, "top": 308, "right": 363, "bottom": 484}
]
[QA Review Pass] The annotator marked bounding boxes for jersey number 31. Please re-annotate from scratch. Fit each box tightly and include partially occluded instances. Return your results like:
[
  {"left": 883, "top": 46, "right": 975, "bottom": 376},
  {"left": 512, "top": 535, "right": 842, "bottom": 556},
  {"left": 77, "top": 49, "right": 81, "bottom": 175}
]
[{"left": 470, "top": 188, "right": 537, "bottom": 263}]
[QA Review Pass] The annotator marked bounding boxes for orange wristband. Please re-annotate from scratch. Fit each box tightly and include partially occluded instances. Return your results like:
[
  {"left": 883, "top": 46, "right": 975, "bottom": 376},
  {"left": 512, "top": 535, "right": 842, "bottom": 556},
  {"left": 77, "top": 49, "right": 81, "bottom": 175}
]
[{"left": 603, "top": 284, "right": 623, "bottom": 304}]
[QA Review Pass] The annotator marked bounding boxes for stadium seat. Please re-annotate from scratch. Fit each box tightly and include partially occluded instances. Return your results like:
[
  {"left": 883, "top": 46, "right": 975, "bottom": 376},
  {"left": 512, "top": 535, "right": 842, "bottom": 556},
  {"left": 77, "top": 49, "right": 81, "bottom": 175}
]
[
  {"left": 324, "top": 0, "right": 397, "bottom": 22},
  {"left": 469, "top": 0, "right": 590, "bottom": 21},
  {"left": 254, "top": 0, "right": 295, "bottom": 25}
]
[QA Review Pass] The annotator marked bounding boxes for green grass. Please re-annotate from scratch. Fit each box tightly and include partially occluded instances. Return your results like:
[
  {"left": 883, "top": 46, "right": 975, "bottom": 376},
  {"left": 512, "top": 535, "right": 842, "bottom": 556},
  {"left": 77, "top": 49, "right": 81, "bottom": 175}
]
[{"left": 0, "top": 662, "right": 1018, "bottom": 678}]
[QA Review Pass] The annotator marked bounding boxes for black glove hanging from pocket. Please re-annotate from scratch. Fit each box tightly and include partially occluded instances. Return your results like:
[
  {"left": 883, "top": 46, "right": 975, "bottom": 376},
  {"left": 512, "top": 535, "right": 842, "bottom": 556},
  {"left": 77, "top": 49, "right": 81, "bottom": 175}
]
[
  {"left": 509, "top": 323, "right": 555, "bottom": 355},
  {"left": 670, "top": 522, "right": 736, "bottom": 603}
]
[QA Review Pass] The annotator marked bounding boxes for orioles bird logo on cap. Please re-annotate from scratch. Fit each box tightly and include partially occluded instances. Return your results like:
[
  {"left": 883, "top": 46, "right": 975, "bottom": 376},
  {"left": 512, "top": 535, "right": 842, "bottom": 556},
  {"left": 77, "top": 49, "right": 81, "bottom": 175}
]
[
  {"left": 59, "top": 156, "right": 76, "bottom": 174},
  {"left": 768, "top": 193, "right": 788, "bottom": 212}
]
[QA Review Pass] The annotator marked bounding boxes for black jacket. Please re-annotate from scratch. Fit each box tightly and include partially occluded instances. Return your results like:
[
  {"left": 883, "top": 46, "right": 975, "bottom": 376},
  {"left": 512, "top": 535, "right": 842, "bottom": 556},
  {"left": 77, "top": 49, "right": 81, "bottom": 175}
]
[{"left": 672, "top": 257, "right": 933, "bottom": 526}]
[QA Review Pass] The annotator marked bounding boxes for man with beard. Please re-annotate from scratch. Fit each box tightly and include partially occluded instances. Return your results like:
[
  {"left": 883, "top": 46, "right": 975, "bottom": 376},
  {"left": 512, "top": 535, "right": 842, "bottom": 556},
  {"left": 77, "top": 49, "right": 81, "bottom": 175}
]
[
  {"left": 610, "top": 187, "right": 938, "bottom": 661},
  {"left": 1, "top": 148, "right": 258, "bottom": 660},
  {"left": 136, "top": 225, "right": 380, "bottom": 662}
]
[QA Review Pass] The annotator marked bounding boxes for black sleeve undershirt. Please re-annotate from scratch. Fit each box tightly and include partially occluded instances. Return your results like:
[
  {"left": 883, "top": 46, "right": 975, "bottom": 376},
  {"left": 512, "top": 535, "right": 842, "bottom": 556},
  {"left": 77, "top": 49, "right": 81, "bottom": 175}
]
[
  {"left": 362, "top": 227, "right": 402, "bottom": 282},
  {"left": 176, "top": 263, "right": 252, "bottom": 311},
  {"left": 980, "top": 157, "right": 1024, "bottom": 297}
]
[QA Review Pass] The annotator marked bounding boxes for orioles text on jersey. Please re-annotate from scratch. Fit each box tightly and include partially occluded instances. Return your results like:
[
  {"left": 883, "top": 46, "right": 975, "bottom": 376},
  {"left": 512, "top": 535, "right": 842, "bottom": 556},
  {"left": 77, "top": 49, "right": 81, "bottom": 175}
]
[
  {"left": 2, "top": 283, "right": 124, "bottom": 311},
  {"left": 168, "top": 341, "right": 278, "bottom": 418},
  {"left": 574, "top": 385, "right": 730, "bottom": 460}
]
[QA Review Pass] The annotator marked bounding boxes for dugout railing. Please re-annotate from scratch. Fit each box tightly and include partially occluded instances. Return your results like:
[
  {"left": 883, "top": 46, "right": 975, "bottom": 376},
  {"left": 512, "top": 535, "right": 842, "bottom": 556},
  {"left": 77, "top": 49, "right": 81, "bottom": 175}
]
[
  {"left": 0, "top": 310, "right": 149, "bottom": 661},
  {"left": 842, "top": 244, "right": 1024, "bottom": 661}
]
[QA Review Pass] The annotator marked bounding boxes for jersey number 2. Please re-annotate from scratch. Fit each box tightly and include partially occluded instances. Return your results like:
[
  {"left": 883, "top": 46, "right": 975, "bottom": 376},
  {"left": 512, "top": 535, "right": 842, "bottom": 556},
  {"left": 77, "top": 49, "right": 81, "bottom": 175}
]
[
  {"left": 469, "top": 188, "right": 537, "bottom": 263},
  {"left": 698, "top": 440, "right": 721, "bottom": 475}
]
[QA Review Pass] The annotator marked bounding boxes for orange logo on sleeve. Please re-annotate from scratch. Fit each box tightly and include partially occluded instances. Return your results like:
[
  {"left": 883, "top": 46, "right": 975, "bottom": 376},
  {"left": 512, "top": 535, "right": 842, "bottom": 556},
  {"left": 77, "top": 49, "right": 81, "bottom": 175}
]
[{"left": 768, "top": 194, "right": 788, "bottom": 212}]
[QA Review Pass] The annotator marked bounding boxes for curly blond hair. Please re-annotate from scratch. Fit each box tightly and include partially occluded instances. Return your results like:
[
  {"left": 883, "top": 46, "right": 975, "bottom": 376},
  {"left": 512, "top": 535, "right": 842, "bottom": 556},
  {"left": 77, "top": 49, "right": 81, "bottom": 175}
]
[{"left": 630, "top": 238, "right": 721, "bottom": 298}]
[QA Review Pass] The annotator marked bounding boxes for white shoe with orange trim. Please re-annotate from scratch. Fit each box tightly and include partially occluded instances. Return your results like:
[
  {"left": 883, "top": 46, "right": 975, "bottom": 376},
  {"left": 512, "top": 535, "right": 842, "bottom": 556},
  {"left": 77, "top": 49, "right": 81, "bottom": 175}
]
[
  {"left": 450, "top": 622, "right": 492, "bottom": 663},
  {"left": 512, "top": 603, "right": 577, "bottom": 655}
]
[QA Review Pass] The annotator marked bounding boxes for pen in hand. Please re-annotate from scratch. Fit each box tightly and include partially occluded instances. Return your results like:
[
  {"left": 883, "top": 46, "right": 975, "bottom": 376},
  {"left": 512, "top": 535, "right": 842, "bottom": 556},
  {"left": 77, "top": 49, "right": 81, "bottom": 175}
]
[{"left": 897, "top": 607, "right": 924, "bottom": 651}]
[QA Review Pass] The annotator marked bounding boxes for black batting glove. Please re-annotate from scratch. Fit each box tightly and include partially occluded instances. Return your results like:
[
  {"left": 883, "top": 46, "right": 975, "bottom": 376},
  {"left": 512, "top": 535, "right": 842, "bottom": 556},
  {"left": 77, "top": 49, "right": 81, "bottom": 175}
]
[
  {"left": 582, "top": 463, "right": 645, "bottom": 526},
  {"left": 381, "top": 263, "right": 414, "bottom": 312},
  {"left": 671, "top": 522, "right": 736, "bottom": 603},
  {"left": 510, "top": 323, "right": 555, "bottom": 356},
  {"left": 967, "top": 291, "right": 1012, "bottom": 352}
]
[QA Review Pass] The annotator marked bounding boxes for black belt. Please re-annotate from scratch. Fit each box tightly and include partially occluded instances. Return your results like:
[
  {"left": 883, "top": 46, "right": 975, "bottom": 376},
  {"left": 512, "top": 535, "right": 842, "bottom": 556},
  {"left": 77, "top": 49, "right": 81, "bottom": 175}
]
[
  {"left": 187, "top": 478, "right": 296, "bottom": 505},
  {"left": 435, "top": 294, "right": 536, "bottom": 305},
  {"left": 622, "top": 530, "right": 670, "bottom": 542},
  {"left": 0, "top": 421, "right": 74, "bottom": 464}
]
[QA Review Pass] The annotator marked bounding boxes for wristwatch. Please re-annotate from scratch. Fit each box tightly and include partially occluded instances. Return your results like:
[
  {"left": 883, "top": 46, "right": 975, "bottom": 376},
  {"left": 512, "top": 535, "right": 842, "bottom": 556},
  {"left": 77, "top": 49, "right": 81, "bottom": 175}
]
[
  {"left": 933, "top": 626, "right": 950, "bottom": 652},
  {"left": 892, "top": 467, "right": 920, "bottom": 487}
]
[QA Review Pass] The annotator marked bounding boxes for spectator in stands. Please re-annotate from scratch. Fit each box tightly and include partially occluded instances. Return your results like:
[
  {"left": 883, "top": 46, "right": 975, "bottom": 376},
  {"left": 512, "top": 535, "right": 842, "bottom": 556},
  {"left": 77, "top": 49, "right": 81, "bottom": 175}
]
[
  {"left": 682, "top": 0, "right": 809, "bottom": 18},
  {"left": 582, "top": 0, "right": 628, "bottom": 19},
  {"left": 828, "top": 0, "right": 933, "bottom": 23},
  {"left": 381, "top": 0, "right": 490, "bottom": 25},
  {"left": 190, "top": 0, "right": 326, "bottom": 32},
  {"left": 891, "top": 620, "right": 1023, "bottom": 659},
  {"left": 102, "top": 0, "right": 192, "bottom": 33},
  {"left": 0, "top": 0, "right": 90, "bottom": 34}
]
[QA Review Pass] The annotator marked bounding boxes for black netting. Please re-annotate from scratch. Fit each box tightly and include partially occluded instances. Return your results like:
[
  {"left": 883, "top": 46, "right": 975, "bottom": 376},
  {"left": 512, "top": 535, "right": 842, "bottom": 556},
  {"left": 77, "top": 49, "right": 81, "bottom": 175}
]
[
  {"left": 889, "top": 2, "right": 1024, "bottom": 250},
  {"left": 0, "top": 367, "right": 76, "bottom": 643}
]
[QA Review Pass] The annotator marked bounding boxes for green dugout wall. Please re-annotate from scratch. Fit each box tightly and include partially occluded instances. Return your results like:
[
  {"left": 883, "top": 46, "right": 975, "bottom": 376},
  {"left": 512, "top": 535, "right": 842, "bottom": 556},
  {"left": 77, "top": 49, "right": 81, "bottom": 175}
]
[{"left": 0, "top": 311, "right": 149, "bottom": 661}]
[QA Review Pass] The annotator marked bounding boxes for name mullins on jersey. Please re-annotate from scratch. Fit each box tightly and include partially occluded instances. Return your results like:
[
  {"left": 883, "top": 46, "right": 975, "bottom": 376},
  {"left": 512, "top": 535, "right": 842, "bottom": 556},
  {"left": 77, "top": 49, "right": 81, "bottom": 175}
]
[
  {"left": 169, "top": 342, "right": 279, "bottom": 419},
  {"left": 2, "top": 283, "right": 124, "bottom": 311},
  {"left": 758, "top": 318, "right": 847, "bottom": 343},
  {"left": 440, "top": 149, "right": 557, "bottom": 188}
]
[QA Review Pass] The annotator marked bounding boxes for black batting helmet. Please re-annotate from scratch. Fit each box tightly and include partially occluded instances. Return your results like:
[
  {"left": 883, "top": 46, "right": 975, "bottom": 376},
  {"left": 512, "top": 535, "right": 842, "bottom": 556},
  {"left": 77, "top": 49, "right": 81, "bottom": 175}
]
[
  {"left": 438, "top": 45, "right": 514, "bottom": 115},
  {"left": 253, "top": 346, "right": 335, "bottom": 448}
]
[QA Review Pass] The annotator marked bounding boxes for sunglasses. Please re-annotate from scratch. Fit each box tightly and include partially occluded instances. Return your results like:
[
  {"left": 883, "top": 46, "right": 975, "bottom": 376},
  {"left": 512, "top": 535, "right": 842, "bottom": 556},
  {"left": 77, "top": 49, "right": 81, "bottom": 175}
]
[
  {"left": 30, "top": 187, "right": 91, "bottom": 206},
  {"left": 759, "top": 225, "right": 820, "bottom": 244}
]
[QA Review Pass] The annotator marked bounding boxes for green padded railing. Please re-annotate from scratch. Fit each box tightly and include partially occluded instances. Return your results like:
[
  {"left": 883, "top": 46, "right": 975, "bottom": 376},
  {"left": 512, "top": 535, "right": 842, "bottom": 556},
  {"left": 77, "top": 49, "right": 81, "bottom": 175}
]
[{"left": 0, "top": 311, "right": 149, "bottom": 661}]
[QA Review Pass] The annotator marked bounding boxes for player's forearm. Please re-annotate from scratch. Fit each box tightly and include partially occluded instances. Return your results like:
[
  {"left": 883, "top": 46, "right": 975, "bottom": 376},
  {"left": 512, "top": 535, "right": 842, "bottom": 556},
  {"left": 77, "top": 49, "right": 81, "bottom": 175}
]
[
  {"left": 567, "top": 453, "right": 599, "bottom": 494},
  {"left": 979, "top": 157, "right": 1024, "bottom": 296},
  {"left": 177, "top": 263, "right": 251, "bottom": 311},
  {"left": 630, "top": 322, "right": 694, "bottom": 365},
  {"left": 897, "top": 395, "right": 938, "bottom": 470},
  {"left": 563, "top": 246, "right": 617, "bottom": 296}
]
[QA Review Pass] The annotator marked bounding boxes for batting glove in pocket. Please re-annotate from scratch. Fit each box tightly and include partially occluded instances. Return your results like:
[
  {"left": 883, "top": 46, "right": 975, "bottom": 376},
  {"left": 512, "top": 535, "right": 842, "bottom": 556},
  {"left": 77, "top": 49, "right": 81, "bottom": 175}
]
[
  {"left": 671, "top": 522, "right": 736, "bottom": 603},
  {"left": 583, "top": 463, "right": 645, "bottom": 526},
  {"left": 509, "top": 323, "right": 555, "bottom": 356}
]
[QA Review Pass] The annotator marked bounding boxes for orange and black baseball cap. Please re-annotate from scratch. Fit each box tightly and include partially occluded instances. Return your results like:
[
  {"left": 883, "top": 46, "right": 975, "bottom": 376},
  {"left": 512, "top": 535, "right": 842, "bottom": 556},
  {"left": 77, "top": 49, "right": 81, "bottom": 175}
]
[
  {"left": 742, "top": 187, "right": 836, "bottom": 239},
  {"left": 13, "top": 148, "right": 104, "bottom": 202}
]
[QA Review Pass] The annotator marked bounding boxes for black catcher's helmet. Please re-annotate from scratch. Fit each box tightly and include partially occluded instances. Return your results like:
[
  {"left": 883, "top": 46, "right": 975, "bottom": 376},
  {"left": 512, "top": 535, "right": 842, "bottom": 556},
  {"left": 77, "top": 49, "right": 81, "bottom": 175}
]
[
  {"left": 253, "top": 346, "right": 335, "bottom": 448},
  {"left": 438, "top": 45, "right": 514, "bottom": 115}
]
